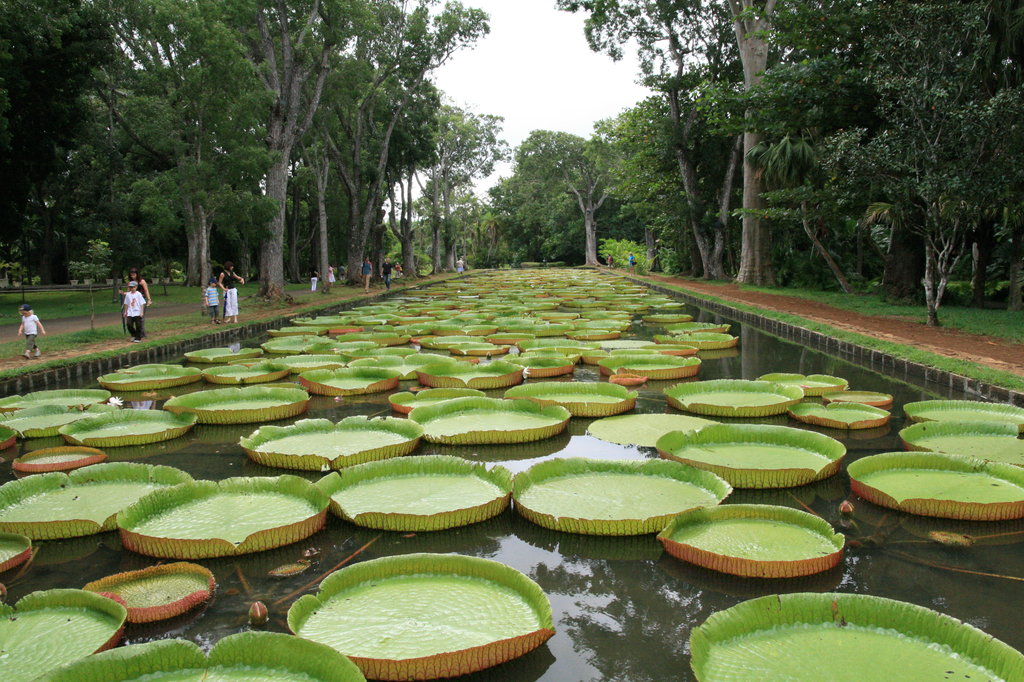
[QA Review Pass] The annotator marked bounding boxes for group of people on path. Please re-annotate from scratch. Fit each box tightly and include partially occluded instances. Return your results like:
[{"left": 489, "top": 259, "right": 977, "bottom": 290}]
[
  {"left": 201, "top": 262, "right": 244, "bottom": 327},
  {"left": 605, "top": 253, "right": 637, "bottom": 273}
]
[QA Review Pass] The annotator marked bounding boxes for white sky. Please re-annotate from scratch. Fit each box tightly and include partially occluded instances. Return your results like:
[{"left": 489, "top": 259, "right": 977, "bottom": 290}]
[{"left": 432, "top": 0, "right": 650, "bottom": 194}]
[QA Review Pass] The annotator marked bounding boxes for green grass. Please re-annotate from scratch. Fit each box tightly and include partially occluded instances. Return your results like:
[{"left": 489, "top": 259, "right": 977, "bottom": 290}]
[{"left": 642, "top": 277, "right": 1024, "bottom": 393}]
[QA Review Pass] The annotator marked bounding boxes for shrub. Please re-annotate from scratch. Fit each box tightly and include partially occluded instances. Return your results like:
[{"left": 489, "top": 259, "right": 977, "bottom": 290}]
[{"left": 598, "top": 239, "right": 649, "bottom": 274}]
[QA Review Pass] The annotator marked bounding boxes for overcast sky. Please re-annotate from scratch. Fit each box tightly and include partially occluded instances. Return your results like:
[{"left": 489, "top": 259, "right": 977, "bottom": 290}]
[{"left": 432, "top": 0, "right": 650, "bottom": 194}]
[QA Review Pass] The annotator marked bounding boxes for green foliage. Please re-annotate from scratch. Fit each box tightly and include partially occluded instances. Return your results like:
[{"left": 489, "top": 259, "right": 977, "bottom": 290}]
[
  {"left": 599, "top": 239, "right": 649, "bottom": 274},
  {"left": 68, "top": 240, "right": 112, "bottom": 282}
]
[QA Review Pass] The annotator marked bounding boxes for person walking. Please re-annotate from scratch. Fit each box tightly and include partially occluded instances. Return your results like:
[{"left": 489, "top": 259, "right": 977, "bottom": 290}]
[
  {"left": 218, "top": 261, "right": 245, "bottom": 324},
  {"left": 361, "top": 257, "right": 372, "bottom": 293},
  {"left": 126, "top": 268, "right": 152, "bottom": 338},
  {"left": 628, "top": 253, "right": 636, "bottom": 273},
  {"left": 16, "top": 304, "right": 46, "bottom": 358},
  {"left": 311, "top": 269, "right": 319, "bottom": 292},
  {"left": 122, "top": 281, "right": 146, "bottom": 342},
  {"left": 456, "top": 257, "right": 466, "bottom": 274},
  {"left": 203, "top": 278, "right": 220, "bottom": 324},
  {"left": 327, "top": 265, "right": 336, "bottom": 285},
  {"left": 381, "top": 258, "right": 393, "bottom": 290}
]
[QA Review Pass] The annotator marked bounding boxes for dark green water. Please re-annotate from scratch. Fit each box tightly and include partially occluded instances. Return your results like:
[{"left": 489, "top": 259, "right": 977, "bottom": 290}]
[{"left": 3, "top": 297, "right": 1022, "bottom": 682}]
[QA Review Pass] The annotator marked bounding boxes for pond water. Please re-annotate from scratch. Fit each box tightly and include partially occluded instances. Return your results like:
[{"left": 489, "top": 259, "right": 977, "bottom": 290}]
[{"left": 3, "top": 278, "right": 1023, "bottom": 682}]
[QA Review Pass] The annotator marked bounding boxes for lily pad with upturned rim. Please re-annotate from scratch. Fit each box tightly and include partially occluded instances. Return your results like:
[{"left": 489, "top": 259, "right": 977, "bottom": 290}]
[
  {"left": 658, "top": 504, "right": 845, "bottom": 578},
  {"left": 163, "top": 385, "right": 309, "bottom": 424},
  {"left": 287, "top": 553, "right": 554, "bottom": 681},
  {"left": 82, "top": 561, "right": 215, "bottom": 623},
  {"left": 665, "top": 379, "right": 804, "bottom": 418},
  {"left": 59, "top": 410, "right": 198, "bottom": 447},
  {"left": 587, "top": 413, "right": 718, "bottom": 447},
  {"left": 666, "top": 322, "right": 732, "bottom": 334},
  {"left": 512, "top": 458, "right": 731, "bottom": 536},
  {"left": 903, "top": 399, "right": 1024, "bottom": 431},
  {"left": 757, "top": 373, "right": 850, "bottom": 396},
  {"left": 504, "top": 382, "right": 637, "bottom": 418},
  {"left": 240, "top": 417, "right": 424, "bottom": 471},
  {"left": 415, "top": 360, "right": 525, "bottom": 390},
  {"left": 273, "top": 354, "right": 349, "bottom": 373},
  {"left": 37, "top": 632, "right": 367, "bottom": 682},
  {"left": 298, "top": 367, "right": 403, "bottom": 397},
  {"left": 317, "top": 455, "right": 513, "bottom": 531},
  {"left": 183, "top": 347, "right": 263, "bottom": 364},
  {"left": 389, "top": 388, "right": 486, "bottom": 414},
  {"left": 0, "top": 404, "right": 119, "bottom": 439},
  {"left": 788, "top": 402, "right": 891, "bottom": 430},
  {"left": 505, "top": 355, "right": 576, "bottom": 377},
  {"left": 350, "top": 354, "right": 461, "bottom": 381},
  {"left": 97, "top": 365, "right": 203, "bottom": 391},
  {"left": 200, "top": 361, "right": 290, "bottom": 385},
  {"left": 117, "top": 475, "right": 329, "bottom": 559},
  {"left": 0, "top": 424, "right": 15, "bottom": 450},
  {"left": 0, "top": 532, "right": 31, "bottom": 572},
  {"left": 689, "top": 592, "right": 1024, "bottom": 682},
  {"left": 0, "top": 389, "right": 111, "bottom": 413},
  {"left": 656, "top": 424, "right": 845, "bottom": 489},
  {"left": 848, "top": 451, "right": 1024, "bottom": 520},
  {"left": 0, "top": 462, "right": 193, "bottom": 539},
  {"left": 598, "top": 354, "right": 701, "bottom": 380},
  {"left": 821, "top": 389, "right": 893, "bottom": 408},
  {"left": 12, "top": 446, "right": 107, "bottom": 474},
  {"left": 0, "top": 589, "right": 127, "bottom": 681},
  {"left": 657, "top": 332, "right": 738, "bottom": 350},
  {"left": 899, "top": 420, "right": 1024, "bottom": 465},
  {"left": 409, "top": 397, "right": 570, "bottom": 445}
]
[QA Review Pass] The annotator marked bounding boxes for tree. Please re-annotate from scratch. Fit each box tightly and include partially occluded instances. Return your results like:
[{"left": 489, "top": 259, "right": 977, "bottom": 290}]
[{"left": 68, "top": 239, "right": 113, "bottom": 330}]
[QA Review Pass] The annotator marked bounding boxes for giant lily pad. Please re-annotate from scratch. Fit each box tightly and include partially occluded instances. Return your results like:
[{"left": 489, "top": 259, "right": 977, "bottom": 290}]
[
  {"left": 448, "top": 342, "right": 510, "bottom": 357},
  {"left": 0, "top": 532, "right": 31, "bottom": 572},
  {"left": 656, "top": 424, "right": 845, "bottom": 488},
  {"left": 666, "top": 321, "right": 732, "bottom": 334},
  {"left": 665, "top": 379, "right": 804, "bottom": 417},
  {"left": 163, "top": 386, "right": 310, "bottom": 424},
  {"left": 900, "top": 420, "right": 1024, "bottom": 465},
  {"left": 642, "top": 313, "right": 694, "bottom": 324},
  {"left": 409, "top": 397, "right": 570, "bottom": 445},
  {"left": 659, "top": 332, "right": 738, "bottom": 349},
  {"left": 12, "top": 446, "right": 107, "bottom": 474},
  {"left": 39, "top": 632, "right": 367, "bottom": 681},
  {"left": 317, "top": 456, "right": 513, "bottom": 531},
  {"left": 504, "top": 382, "right": 637, "bottom": 418},
  {"left": 0, "top": 462, "right": 193, "bottom": 539},
  {"left": 0, "top": 389, "right": 111, "bottom": 413},
  {"left": 0, "top": 425, "right": 13, "bottom": 450},
  {"left": 659, "top": 504, "right": 845, "bottom": 578},
  {"left": 273, "top": 354, "right": 349, "bottom": 373},
  {"left": 848, "top": 451, "right": 1024, "bottom": 521},
  {"left": 757, "top": 373, "right": 849, "bottom": 396},
  {"left": 505, "top": 354, "right": 577, "bottom": 377},
  {"left": 0, "top": 589, "right": 127, "bottom": 680},
  {"left": 689, "top": 592, "right": 1024, "bottom": 681},
  {"left": 59, "top": 409, "right": 197, "bottom": 447},
  {"left": 97, "top": 365, "right": 203, "bottom": 391},
  {"left": 241, "top": 417, "right": 424, "bottom": 470},
  {"left": 298, "top": 367, "right": 403, "bottom": 397},
  {"left": 389, "top": 388, "right": 486, "bottom": 415},
  {"left": 118, "top": 475, "right": 329, "bottom": 559},
  {"left": 415, "top": 360, "right": 524, "bottom": 390},
  {"left": 287, "top": 553, "right": 554, "bottom": 680},
  {"left": 267, "top": 326, "right": 328, "bottom": 337},
  {"left": 183, "top": 347, "right": 263, "bottom": 363},
  {"left": 349, "top": 354, "right": 456, "bottom": 381},
  {"left": 587, "top": 413, "right": 718, "bottom": 447},
  {"left": 598, "top": 354, "right": 701, "bottom": 380},
  {"left": 200, "top": 361, "right": 290, "bottom": 385},
  {"left": 822, "top": 389, "right": 893, "bottom": 408},
  {"left": 904, "top": 399, "right": 1024, "bottom": 431},
  {"left": 0, "top": 404, "right": 119, "bottom": 439},
  {"left": 788, "top": 402, "right": 891, "bottom": 430},
  {"left": 513, "top": 458, "right": 731, "bottom": 535},
  {"left": 82, "top": 561, "right": 215, "bottom": 623}
]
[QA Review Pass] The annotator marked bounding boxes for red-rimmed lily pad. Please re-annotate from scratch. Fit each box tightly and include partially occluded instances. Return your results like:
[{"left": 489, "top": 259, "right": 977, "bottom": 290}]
[
  {"left": 448, "top": 342, "right": 510, "bottom": 357},
  {"left": 788, "top": 402, "right": 891, "bottom": 430},
  {"left": 0, "top": 389, "right": 111, "bottom": 413},
  {"left": 82, "top": 561, "right": 215, "bottom": 622},
  {"left": 38, "top": 632, "right": 367, "bottom": 681},
  {"left": 59, "top": 409, "right": 198, "bottom": 447},
  {"left": 287, "top": 553, "right": 554, "bottom": 681},
  {"left": 512, "top": 458, "right": 731, "bottom": 535},
  {"left": 903, "top": 399, "right": 1024, "bottom": 431},
  {"left": 0, "top": 532, "right": 31, "bottom": 572},
  {"left": 689, "top": 592, "right": 1024, "bottom": 681},
  {"left": 505, "top": 355, "right": 577, "bottom": 377},
  {"left": 757, "top": 373, "right": 849, "bottom": 396},
  {"left": 415, "top": 360, "right": 524, "bottom": 390},
  {"left": 389, "top": 388, "right": 486, "bottom": 414},
  {"left": 587, "top": 413, "right": 718, "bottom": 447},
  {"left": 97, "top": 365, "right": 203, "bottom": 391},
  {"left": 848, "top": 451, "right": 1024, "bottom": 520},
  {"left": 317, "top": 455, "right": 513, "bottom": 531},
  {"left": 409, "top": 397, "right": 570, "bottom": 445},
  {"left": 656, "top": 424, "right": 845, "bottom": 488},
  {"left": 658, "top": 504, "right": 845, "bottom": 578},
  {"left": 822, "top": 389, "right": 893, "bottom": 408},
  {"left": 0, "top": 589, "right": 127, "bottom": 680},
  {"left": 240, "top": 417, "right": 424, "bottom": 470},
  {"left": 0, "top": 424, "right": 14, "bottom": 450},
  {"left": 899, "top": 421, "right": 1024, "bottom": 465},
  {"left": 0, "top": 462, "right": 193, "bottom": 539},
  {"left": 163, "top": 385, "right": 310, "bottom": 424},
  {"left": 598, "top": 354, "right": 701, "bottom": 380},
  {"left": 665, "top": 379, "right": 804, "bottom": 417},
  {"left": 117, "top": 475, "right": 329, "bottom": 559},
  {"left": 298, "top": 367, "right": 403, "bottom": 397},
  {"left": 12, "top": 446, "right": 107, "bottom": 474},
  {"left": 504, "top": 382, "right": 637, "bottom": 418}
]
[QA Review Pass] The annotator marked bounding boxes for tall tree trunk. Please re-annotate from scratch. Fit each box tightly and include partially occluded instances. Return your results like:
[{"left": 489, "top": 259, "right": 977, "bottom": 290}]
[
  {"left": 260, "top": 156, "right": 289, "bottom": 299},
  {"left": 645, "top": 228, "right": 656, "bottom": 270},
  {"left": 287, "top": 173, "right": 301, "bottom": 283},
  {"left": 802, "top": 203, "right": 852, "bottom": 293},
  {"left": 924, "top": 240, "right": 941, "bottom": 326},
  {"left": 970, "top": 216, "right": 996, "bottom": 308},
  {"left": 584, "top": 208, "right": 599, "bottom": 265},
  {"left": 315, "top": 155, "right": 330, "bottom": 293},
  {"left": 183, "top": 196, "right": 212, "bottom": 287},
  {"left": 1009, "top": 219, "right": 1023, "bottom": 311},
  {"left": 882, "top": 224, "right": 925, "bottom": 302}
]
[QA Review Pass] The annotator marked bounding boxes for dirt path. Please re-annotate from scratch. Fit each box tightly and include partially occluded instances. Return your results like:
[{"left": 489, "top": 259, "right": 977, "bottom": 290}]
[{"left": 647, "top": 275, "right": 1024, "bottom": 377}]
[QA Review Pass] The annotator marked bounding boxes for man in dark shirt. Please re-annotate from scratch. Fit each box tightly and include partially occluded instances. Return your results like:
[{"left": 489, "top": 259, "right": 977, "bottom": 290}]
[{"left": 382, "top": 258, "right": 393, "bottom": 290}]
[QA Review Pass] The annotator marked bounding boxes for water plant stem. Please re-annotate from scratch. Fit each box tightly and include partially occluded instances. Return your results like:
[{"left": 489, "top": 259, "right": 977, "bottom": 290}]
[
  {"left": 888, "top": 549, "right": 1024, "bottom": 583},
  {"left": 272, "top": 534, "right": 381, "bottom": 607}
]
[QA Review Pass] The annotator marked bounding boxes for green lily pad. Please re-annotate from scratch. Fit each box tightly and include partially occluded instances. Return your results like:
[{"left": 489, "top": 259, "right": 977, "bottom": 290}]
[
  {"left": 665, "top": 379, "right": 804, "bottom": 417},
  {"left": 272, "top": 354, "right": 349, "bottom": 373},
  {"left": 348, "top": 354, "right": 454, "bottom": 381},
  {"left": 0, "top": 404, "right": 117, "bottom": 438},
  {"left": 757, "top": 373, "right": 850, "bottom": 396},
  {"left": 389, "top": 388, "right": 486, "bottom": 414},
  {"left": 598, "top": 354, "right": 701, "bottom": 380},
  {"left": 268, "top": 326, "right": 329, "bottom": 337},
  {"left": 512, "top": 458, "right": 731, "bottom": 535},
  {"left": 317, "top": 455, "right": 513, "bottom": 531},
  {"left": 0, "top": 462, "right": 193, "bottom": 539},
  {"left": 0, "top": 532, "right": 32, "bottom": 572},
  {"left": 690, "top": 592, "right": 1024, "bottom": 681},
  {"left": 900, "top": 421, "right": 1024, "bottom": 465},
  {"left": 659, "top": 332, "right": 738, "bottom": 349},
  {"left": 0, "top": 389, "right": 111, "bottom": 413},
  {"left": 409, "top": 397, "right": 570, "bottom": 445},
  {"left": 415, "top": 360, "right": 525, "bottom": 390},
  {"left": 904, "top": 399, "right": 1024, "bottom": 430},
  {"left": 504, "top": 382, "right": 637, "bottom": 418},
  {"left": 82, "top": 561, "right": 214, "bottom": 623},
  {"left": 822, "top": 389, "right": 893, "bottom": 408},
  {"left": 788, "top": 402, "right": 891, "bottom": 430},
  {"left": 118, "top": 475, "right": 329, "bottom": 559},
  {"left": 97, "top": 365, "right": 203, "bottom": 391},
  {"left": 666, "top": 321, "right": 732, "bottom": 334},
  {"left": 183, "top": 347, "right": 263, "bottom": 363},
  {"left": 656, "top": 424, "right": 846, "bottom": 488},
  {"left": 298, "top": 367, "right": 403, "bottom": 396},
  {"left": 658, "top": 504, "right": 845, "bottom": 578},
  {"left": 59, "top": 409, "right": 198, "bottom": 447},
  {"left": 587, "top": 413, "right": 718, "bottom": 447},
  {"left": 12, "top": 446, "right": 107, "bottom": 474},
  {"left": 287, "top": 553, "right": 553, "bottom": 680},
  {"left": 163, "top": 386, "right": 310, "bottom": 424},
  {"left": 505, "top": 354, "right": 577, "bottom": 377},
  {"left": 240, "top": 417, "right": 424, "bottom": 470},
  {"left": 0, "top": 589, "right": 127, "bottom": 680},
  {"left": 200, "top": 361, "right": 290, "bottom": 385},
  {"left": 848, "top": 451, "right": 1024, "bottom": 521}
]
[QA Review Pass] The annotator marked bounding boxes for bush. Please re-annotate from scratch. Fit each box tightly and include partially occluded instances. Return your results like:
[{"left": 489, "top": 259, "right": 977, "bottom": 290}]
[{"left": 598, "top": 239, "right": 649, "bottom": 274}]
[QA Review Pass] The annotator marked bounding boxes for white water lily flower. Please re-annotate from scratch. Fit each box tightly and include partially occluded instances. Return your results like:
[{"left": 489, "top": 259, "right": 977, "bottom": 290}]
[
  {"left": 522, "top": 367, "right": 531, "bottom": 379},
  {"left": 107, "top": 396, "right": 124, "bottom": 407}
]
